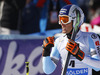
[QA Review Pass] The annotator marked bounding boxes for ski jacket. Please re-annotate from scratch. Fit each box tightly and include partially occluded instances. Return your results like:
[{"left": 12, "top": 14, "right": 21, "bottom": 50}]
[{"left": 42, "top": 30, "right": 100, "bottom": 75}]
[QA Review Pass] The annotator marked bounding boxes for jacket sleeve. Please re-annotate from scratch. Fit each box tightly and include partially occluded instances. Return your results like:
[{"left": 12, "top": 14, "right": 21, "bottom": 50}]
[
  {"left": 82, "top": 33, "right": 100, "bottom": 71},
  {"left": 42, "top": 38, "right": 60, "bottom": 74}
]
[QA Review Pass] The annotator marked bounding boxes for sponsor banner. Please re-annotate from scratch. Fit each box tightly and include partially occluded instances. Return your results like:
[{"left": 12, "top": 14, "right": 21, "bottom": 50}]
[
  {"left": 80, "top": 23, "right": 100, "bottom": 34},
  {"left": 0, "top": 39, "right": 61, "bottom": 75},
  {"left": 67, "top": 68, "right": 88, "bottom": 75}
]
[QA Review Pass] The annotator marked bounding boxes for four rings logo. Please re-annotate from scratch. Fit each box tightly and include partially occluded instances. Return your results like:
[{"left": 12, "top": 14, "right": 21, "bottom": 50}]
[{"left": 91, "top": 34, "right": 97, "bottom": 39}]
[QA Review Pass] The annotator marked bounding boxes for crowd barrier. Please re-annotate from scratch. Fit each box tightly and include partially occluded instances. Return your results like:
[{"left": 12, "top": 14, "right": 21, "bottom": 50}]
[{"left": 0, "top": 35, "right": 61, "bottom": 75}]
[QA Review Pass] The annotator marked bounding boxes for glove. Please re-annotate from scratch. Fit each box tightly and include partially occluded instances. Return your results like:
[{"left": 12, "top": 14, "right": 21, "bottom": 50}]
[
  {"left": 66, "top": 39, "right": 85, "bottom": 61},
  {"left": 42, "top": 36, "right": 54, "bottom": 56}
]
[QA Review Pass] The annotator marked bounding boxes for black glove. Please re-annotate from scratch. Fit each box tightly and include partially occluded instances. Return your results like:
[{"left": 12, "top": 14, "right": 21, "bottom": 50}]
[{"left": 42, "top": 37, "right": 54, "bottom": 56}]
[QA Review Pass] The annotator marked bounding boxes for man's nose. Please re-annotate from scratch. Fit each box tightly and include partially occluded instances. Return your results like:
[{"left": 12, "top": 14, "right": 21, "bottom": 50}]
[{"left": 61, "top": 23, "right": 66, "bottom": 27}]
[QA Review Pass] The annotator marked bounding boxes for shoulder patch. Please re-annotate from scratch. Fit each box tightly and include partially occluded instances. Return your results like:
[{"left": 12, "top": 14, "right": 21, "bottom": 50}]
[{"left": 91, "top": 33, "right": 97, "bottom": 39}]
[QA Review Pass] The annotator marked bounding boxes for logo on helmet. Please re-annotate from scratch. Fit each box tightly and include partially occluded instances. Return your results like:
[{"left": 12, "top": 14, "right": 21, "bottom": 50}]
[{"left": 60, "top": 9, "right": 67, "bottom": 15}]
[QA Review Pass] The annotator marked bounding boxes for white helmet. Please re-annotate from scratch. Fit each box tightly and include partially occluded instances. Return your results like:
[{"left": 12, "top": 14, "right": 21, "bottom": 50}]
[{"left": 59, "top": 4, "right": 84, "bottom": 28}]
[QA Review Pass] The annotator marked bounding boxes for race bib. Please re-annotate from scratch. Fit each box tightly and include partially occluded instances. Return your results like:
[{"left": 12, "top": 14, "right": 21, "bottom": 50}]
[{"left": 67, "top": 68, "right": 88, "bottom": 75}]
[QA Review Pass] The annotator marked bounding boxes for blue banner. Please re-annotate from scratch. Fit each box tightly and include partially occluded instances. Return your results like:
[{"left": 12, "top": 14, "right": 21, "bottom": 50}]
[
  {"left": 67, "top": 68, "right": 88, "bottom": 75},
  {"left": 0, "top": 39, "right": 61, "bottom": 75}
]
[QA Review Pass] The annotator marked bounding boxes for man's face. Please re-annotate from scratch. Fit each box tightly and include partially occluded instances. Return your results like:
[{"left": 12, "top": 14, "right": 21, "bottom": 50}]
[
  {"left": 59, "top": 15, "right": 73, "bottom": 34},
  {"left": 60, "top": 21, "right": 73, "bottom": 34}
]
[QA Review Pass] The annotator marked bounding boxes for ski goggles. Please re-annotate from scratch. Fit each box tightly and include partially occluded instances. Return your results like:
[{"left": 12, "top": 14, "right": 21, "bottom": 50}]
[{"left": 59, "top": 15, "right": 72, "bottom": 25}]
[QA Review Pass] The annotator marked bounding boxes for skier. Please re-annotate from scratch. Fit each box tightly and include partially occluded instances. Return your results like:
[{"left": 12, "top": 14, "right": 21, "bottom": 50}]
[{"left": 42, "top": 4, "right": 100, "bottom": 75}]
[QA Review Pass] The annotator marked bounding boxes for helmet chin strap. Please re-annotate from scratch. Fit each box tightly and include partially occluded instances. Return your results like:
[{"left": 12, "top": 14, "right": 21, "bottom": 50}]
[
  {"left": 66, "top": 28, "right": 73, "bottom": 39},
  {"left": 66, "top": 21, "right": 73, "bottom": 39}
]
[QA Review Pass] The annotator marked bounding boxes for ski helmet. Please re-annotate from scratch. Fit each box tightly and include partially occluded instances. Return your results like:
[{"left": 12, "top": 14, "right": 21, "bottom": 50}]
[{"left": 59, "top": 4, "right": 84, "bottom": 28}]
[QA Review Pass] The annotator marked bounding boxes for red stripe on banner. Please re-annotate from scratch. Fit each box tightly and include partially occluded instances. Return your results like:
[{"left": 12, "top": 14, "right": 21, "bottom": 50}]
[
  {"left": 85, "top": 26, "right": 89, "bottom": 32},
  {"left": 64, "top": 0, "right": 72, "bottom": 4},
  {"left": 36, "top": 0, "right": 46, "bottom": 7}
]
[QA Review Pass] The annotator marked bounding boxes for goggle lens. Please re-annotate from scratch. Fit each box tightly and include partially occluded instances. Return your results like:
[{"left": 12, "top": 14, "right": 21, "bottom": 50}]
[{"left": 59, "top": 15, "right": 70, "bottom": 24}]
